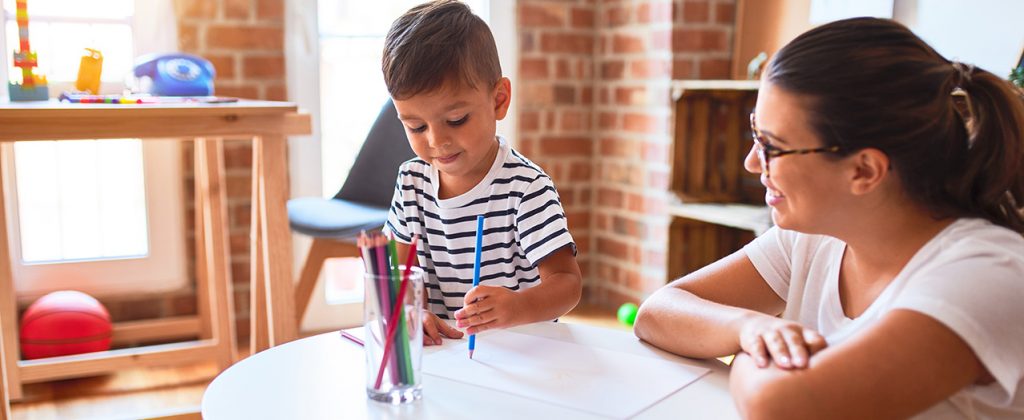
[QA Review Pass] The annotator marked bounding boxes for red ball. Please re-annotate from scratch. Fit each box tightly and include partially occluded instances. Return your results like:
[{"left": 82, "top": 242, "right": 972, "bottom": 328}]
[{"left": 20, "top": 291, "right": 112, "bottom": 360}]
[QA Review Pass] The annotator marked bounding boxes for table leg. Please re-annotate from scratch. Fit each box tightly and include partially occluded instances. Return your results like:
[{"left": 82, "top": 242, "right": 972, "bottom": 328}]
[
  {"left": 1, "top": 308, "right": 10, "bottom": 420},
  {"left": 250, "top": 143, "right": 269, "bottom": 354},
  {"left": 197, "top": 138, "right": 238, "bottom": 369},
  {"left": 253, "top": 135, "right": 298, "bottom": 346},
  {"left": 194, "top": 143, "right": 212, "bottom": 341},
  {"left": 0, "top": 146, "right": 22, "bottom": 401}
]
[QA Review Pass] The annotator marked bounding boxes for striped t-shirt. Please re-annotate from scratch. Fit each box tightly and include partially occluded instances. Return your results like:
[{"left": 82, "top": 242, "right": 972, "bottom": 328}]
[{"left": 386, "top": 136, "right": 575, "bottom": 319}]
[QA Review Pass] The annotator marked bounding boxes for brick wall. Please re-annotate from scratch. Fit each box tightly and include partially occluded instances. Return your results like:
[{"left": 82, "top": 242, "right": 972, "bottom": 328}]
[
  {"left": 518, "top": 0, "right": 736, "bottom": 310},
  {"left": 516, "top": 1, "right": 598, "bottom": 290},
  {"left": 74, "top": 0, "right": 287, "bottom": 341}
]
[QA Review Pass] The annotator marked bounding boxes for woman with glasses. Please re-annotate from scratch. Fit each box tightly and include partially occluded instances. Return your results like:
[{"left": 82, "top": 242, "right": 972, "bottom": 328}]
[{"left": 634, "top": 17, "right": 1024, "bottom": 419}]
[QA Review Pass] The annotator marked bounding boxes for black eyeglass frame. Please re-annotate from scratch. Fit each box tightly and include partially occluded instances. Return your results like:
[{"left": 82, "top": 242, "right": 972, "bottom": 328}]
[{"left": 749, "top": 112, "right": 841, "bottom": 178}]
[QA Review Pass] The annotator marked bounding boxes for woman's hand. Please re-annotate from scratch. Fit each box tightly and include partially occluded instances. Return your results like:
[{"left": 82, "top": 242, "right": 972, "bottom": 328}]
[
  {"left": 738, "top": 315, "right": 827, "bottom": 369},
  {"left": 454, "top": 285, "right": 523, "bottom": 334},
  {"left": 422, "top": 309, "right": 463, "bottom": 345}
]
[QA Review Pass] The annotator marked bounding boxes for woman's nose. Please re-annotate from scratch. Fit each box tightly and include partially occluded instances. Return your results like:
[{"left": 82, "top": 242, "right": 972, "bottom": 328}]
[{"left": 743, "top": 144, "right": 762, "bottom": 174}]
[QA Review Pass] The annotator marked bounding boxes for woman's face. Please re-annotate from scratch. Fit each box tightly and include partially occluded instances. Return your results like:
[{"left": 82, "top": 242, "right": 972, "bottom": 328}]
[{"left": 744, "top": 81, "right": 851, "bottom": 233}]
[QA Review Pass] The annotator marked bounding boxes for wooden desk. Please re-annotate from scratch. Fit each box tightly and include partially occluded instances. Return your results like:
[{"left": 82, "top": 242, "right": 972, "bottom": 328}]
[
  {"left": 0, "top": 100, "right": 311, "bottom": 401},
  {"left": 202, "top": 322, "right": 740, "bottom": 419}
]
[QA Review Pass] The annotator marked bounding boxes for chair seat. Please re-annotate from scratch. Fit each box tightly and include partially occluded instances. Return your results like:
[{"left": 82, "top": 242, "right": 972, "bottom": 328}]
[{"left": 287, "top": 197, "right": 389, "bottom": 239}]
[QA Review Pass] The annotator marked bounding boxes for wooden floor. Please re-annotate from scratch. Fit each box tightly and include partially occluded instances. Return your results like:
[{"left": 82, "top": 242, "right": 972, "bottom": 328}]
[{"left": 8, "top": 304, "right": 626, "bottom": 420}]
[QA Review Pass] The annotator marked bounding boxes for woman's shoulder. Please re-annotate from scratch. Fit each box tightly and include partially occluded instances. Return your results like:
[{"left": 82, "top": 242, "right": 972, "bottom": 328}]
[{"left": 932, "top": 218, "right": 1024, "bottom": 261}]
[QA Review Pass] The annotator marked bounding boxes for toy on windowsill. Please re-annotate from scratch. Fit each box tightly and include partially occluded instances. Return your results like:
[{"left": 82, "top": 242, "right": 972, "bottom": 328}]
[
  {"left": 75, "top": 48, "right": 103, "bottom": 94},
  {"left": 8, "top": 0, "right": 49, "bottom": 101}
]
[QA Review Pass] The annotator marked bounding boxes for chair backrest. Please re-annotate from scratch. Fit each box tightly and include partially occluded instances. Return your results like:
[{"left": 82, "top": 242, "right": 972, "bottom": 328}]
[{"left": 334, "top": 99, "right": 416, "bottom": 208}]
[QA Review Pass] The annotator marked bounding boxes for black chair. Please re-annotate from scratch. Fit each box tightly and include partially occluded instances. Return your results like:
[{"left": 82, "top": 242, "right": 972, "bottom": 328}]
[{"left": 287, "top": 99, "right": 415, "bottom": 323}]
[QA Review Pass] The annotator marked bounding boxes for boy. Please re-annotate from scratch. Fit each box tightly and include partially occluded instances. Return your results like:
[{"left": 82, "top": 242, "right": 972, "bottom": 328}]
[{"left": 383, "top": 0, "right": 582, "bottom": 345}]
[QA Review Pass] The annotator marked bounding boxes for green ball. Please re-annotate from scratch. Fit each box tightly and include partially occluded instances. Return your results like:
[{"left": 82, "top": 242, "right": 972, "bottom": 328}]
[{"left": 617, "top": 303, "right": 639, "bottom": 326}]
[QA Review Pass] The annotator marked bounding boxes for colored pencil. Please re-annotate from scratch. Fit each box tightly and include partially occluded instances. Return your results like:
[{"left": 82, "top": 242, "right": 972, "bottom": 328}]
[
  {"left": 374, "top": 234, "right": 419, "bottom": 389},
  {"left": 373, "top": 235, "right": 401, "bottom": 385},
  {"left": 339, "top": 329, "right": 364, "bottom": 347},
  {"left": 468, "top": 215, "right": 484, "bottom": 359}
]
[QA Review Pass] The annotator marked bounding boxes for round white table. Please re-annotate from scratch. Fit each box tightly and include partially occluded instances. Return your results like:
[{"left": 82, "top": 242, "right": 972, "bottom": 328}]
[{"left": 202, "top": 322, "right": 739, "bottom": 419}]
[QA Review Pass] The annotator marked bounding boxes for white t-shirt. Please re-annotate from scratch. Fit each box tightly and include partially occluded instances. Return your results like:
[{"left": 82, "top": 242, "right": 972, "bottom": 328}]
[
  {"left": 386, "top": 136, "right": 575, "bottom": 318},
  {"left": 744, "top": 218, "right": 1024, "bottom": 419}
]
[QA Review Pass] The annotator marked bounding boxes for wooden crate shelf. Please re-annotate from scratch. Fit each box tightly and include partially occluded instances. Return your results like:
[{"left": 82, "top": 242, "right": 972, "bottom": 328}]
[
  {"left": 666, "top": 80, "right": 769, "bottom": 282},
  {"left": 670, "top": 80, "right": 762, "bottom": 204}
]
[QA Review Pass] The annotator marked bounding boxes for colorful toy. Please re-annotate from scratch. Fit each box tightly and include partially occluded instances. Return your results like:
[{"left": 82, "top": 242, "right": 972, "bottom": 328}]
[
  {"left": 75, "top": 48, "right": 103, "bottom": 94},
  {"left": 8, "top": 0, "right": 49, "bottom": 101},
  {"left": 617, "top": 302, "right": 639, "bottom": 327},
  {"left": 19, "top": 290, "right": 112, "bottom": 359}
]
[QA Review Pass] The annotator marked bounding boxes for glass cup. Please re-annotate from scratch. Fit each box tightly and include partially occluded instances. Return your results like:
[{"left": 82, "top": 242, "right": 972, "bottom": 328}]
[{"left": 363, "top": 265, "right": 424, "bottom": 404}]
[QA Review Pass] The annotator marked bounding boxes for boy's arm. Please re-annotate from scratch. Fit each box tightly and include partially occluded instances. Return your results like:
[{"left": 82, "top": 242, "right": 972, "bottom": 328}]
[
  {"left": 456, "top": 245, "right": 581, "bottom": 333},
  {"left": 514, "top": 245, "right": 582, "bottom": 323}
]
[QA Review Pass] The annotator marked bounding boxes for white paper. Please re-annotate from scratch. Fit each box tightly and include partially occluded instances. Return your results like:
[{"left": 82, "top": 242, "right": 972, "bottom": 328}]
[{"left": 423, "top": 330, "right": 710, "bottom": 419}]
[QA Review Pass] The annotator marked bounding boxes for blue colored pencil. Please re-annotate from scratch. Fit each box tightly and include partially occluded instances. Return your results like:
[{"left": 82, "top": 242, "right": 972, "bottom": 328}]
[{"left": 469, "top": 215, "right": 484, "bottom": 359}]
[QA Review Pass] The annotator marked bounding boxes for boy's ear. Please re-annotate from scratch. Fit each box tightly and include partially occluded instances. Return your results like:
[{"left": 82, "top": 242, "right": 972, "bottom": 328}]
[
  {"left": 493, "top": 77, "right": 511, "bottom": 120},
  {"left": 849, "top": 148, "right": 890, "bottom": 196}
]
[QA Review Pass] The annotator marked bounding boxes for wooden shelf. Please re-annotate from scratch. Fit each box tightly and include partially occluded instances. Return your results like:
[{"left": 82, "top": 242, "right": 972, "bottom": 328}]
[
  {"left": 670, "top": 80, "right": 760, "bottom": 100},
  {"left": 667, "top": 198, "right": 772, "bottom": 235},
  {"left": 666, "top": 80, "right": 767, "bottom": 282}
]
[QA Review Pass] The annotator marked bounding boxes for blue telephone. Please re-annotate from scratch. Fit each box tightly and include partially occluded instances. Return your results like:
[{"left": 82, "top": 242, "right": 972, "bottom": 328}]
[{"left": 133, "top": 53, "right": 215, "bottom": 96}]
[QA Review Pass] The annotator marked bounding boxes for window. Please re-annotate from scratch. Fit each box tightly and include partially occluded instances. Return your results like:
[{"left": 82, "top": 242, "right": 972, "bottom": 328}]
[{"left": 1, "top": 0, "right": 185, "bottom": 299}]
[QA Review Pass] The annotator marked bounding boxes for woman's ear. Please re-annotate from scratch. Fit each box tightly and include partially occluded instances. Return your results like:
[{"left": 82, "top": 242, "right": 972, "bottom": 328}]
[
  {"left": 849, "top": 148, "right": 890, "bottom": 195},
  {"left": 493, "top": 77, "right": 511, "bottom": 120}
]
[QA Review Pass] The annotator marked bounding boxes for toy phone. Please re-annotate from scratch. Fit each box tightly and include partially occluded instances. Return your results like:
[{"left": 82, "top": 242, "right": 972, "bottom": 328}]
[{"left": 133, "top": 53, "right": 215, "bottom": 96}]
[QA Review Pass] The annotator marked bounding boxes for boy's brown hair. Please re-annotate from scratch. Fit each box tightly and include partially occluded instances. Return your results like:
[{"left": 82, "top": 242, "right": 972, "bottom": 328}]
[{"left": 382, "top": 0, "right": 501, "bottom": 100}]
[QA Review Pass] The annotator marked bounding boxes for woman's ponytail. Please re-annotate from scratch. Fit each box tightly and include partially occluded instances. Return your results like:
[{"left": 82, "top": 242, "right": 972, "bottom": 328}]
[{"left": 949, "top": 67, "right": 1024, "bottom": 234}]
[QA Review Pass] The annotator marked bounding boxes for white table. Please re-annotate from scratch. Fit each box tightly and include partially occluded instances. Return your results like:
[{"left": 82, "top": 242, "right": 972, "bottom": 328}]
[{"left": 202, "top": 322, "right": 739, "bottom": 419}]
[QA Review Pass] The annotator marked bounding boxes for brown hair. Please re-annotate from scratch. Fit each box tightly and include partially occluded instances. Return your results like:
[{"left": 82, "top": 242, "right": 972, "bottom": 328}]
[
  {"left": 382, "top": 0, "right": 501, "bottom": 100},
  {"left": 766, "top": 17, "right": 1024, "bottom": 234}
]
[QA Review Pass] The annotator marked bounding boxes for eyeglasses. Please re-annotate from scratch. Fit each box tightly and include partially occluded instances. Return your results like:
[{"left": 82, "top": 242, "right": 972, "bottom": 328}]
[{"left": 749, "top": 112, "right": 840, "bottom": 178}]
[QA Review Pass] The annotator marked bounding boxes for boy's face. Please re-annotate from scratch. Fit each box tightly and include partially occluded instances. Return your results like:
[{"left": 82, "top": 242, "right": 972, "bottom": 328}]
[{"left": 393, "top": 78, "right": 511, "bottom": 189}]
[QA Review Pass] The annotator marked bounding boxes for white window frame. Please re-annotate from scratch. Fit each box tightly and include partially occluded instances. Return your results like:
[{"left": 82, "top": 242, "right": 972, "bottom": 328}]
[
  {"left": 0, "top": 0, "right": 186, "bottom": 302},
  {"left": 285, "top": 0, "right": 517, "bottom": 331}
]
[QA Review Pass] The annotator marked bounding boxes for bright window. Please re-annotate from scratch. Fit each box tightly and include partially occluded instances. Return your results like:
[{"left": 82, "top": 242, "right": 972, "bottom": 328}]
[{"left": 1, "top": 0, "right": 185, "bottom": 300}]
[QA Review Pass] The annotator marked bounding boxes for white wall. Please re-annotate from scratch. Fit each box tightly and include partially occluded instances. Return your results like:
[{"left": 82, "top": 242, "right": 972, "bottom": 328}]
[{"left": 896, "top": 0, "right": 1023, "bottom": 76}]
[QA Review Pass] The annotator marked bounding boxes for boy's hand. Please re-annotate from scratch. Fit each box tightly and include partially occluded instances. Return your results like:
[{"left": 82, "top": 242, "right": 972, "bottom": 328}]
[
  {"left": 422, "top": 309, "right": 463, "bottom": 346},
  {"left": 454, "top": 285, "right": 523, "bottom": 334},
  {"left": 738, "top": 314, "right": 827, "bottom": 369}
]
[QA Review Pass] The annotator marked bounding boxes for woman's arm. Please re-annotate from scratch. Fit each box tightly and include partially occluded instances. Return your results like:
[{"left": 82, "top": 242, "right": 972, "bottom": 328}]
[
  {"left": 730, "top": 309, "right": 985, "bottom": 419},
  {"left": 634, "top": 249, "right": 786, "bottom": 358}
]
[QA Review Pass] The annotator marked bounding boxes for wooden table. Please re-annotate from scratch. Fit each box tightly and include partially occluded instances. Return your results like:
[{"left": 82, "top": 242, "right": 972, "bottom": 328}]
[
  {"left": 0, "top": 100, "right": 310, "bottom": 402},
  {"left": 202, "top": 322, "right": 740, "bottom": 419}
]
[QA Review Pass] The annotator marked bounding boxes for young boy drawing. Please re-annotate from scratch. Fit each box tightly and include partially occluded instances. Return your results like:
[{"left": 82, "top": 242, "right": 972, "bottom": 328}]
[{"left": 382, "top": 0, "right": 582, "bottom": 345}]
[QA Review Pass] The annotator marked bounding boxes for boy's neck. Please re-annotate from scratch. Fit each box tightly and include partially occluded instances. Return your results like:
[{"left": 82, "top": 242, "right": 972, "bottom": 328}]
[{"left": 437, "top": 138, "right": 501, "bottom": 200}]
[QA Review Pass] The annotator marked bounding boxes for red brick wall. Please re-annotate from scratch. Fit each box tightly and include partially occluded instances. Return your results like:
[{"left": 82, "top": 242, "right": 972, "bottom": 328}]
[
  {"left": 519, "top": 0, "right": 736, "bottom": 310},
  {"left": 516, "top": 1, "right": 598, "bottom": 291}
]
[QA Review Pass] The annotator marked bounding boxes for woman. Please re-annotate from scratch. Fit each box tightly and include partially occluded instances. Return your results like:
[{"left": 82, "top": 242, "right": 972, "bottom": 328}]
[{"left": 634, "top": 18, "right": 1024, "bottom": 419}]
